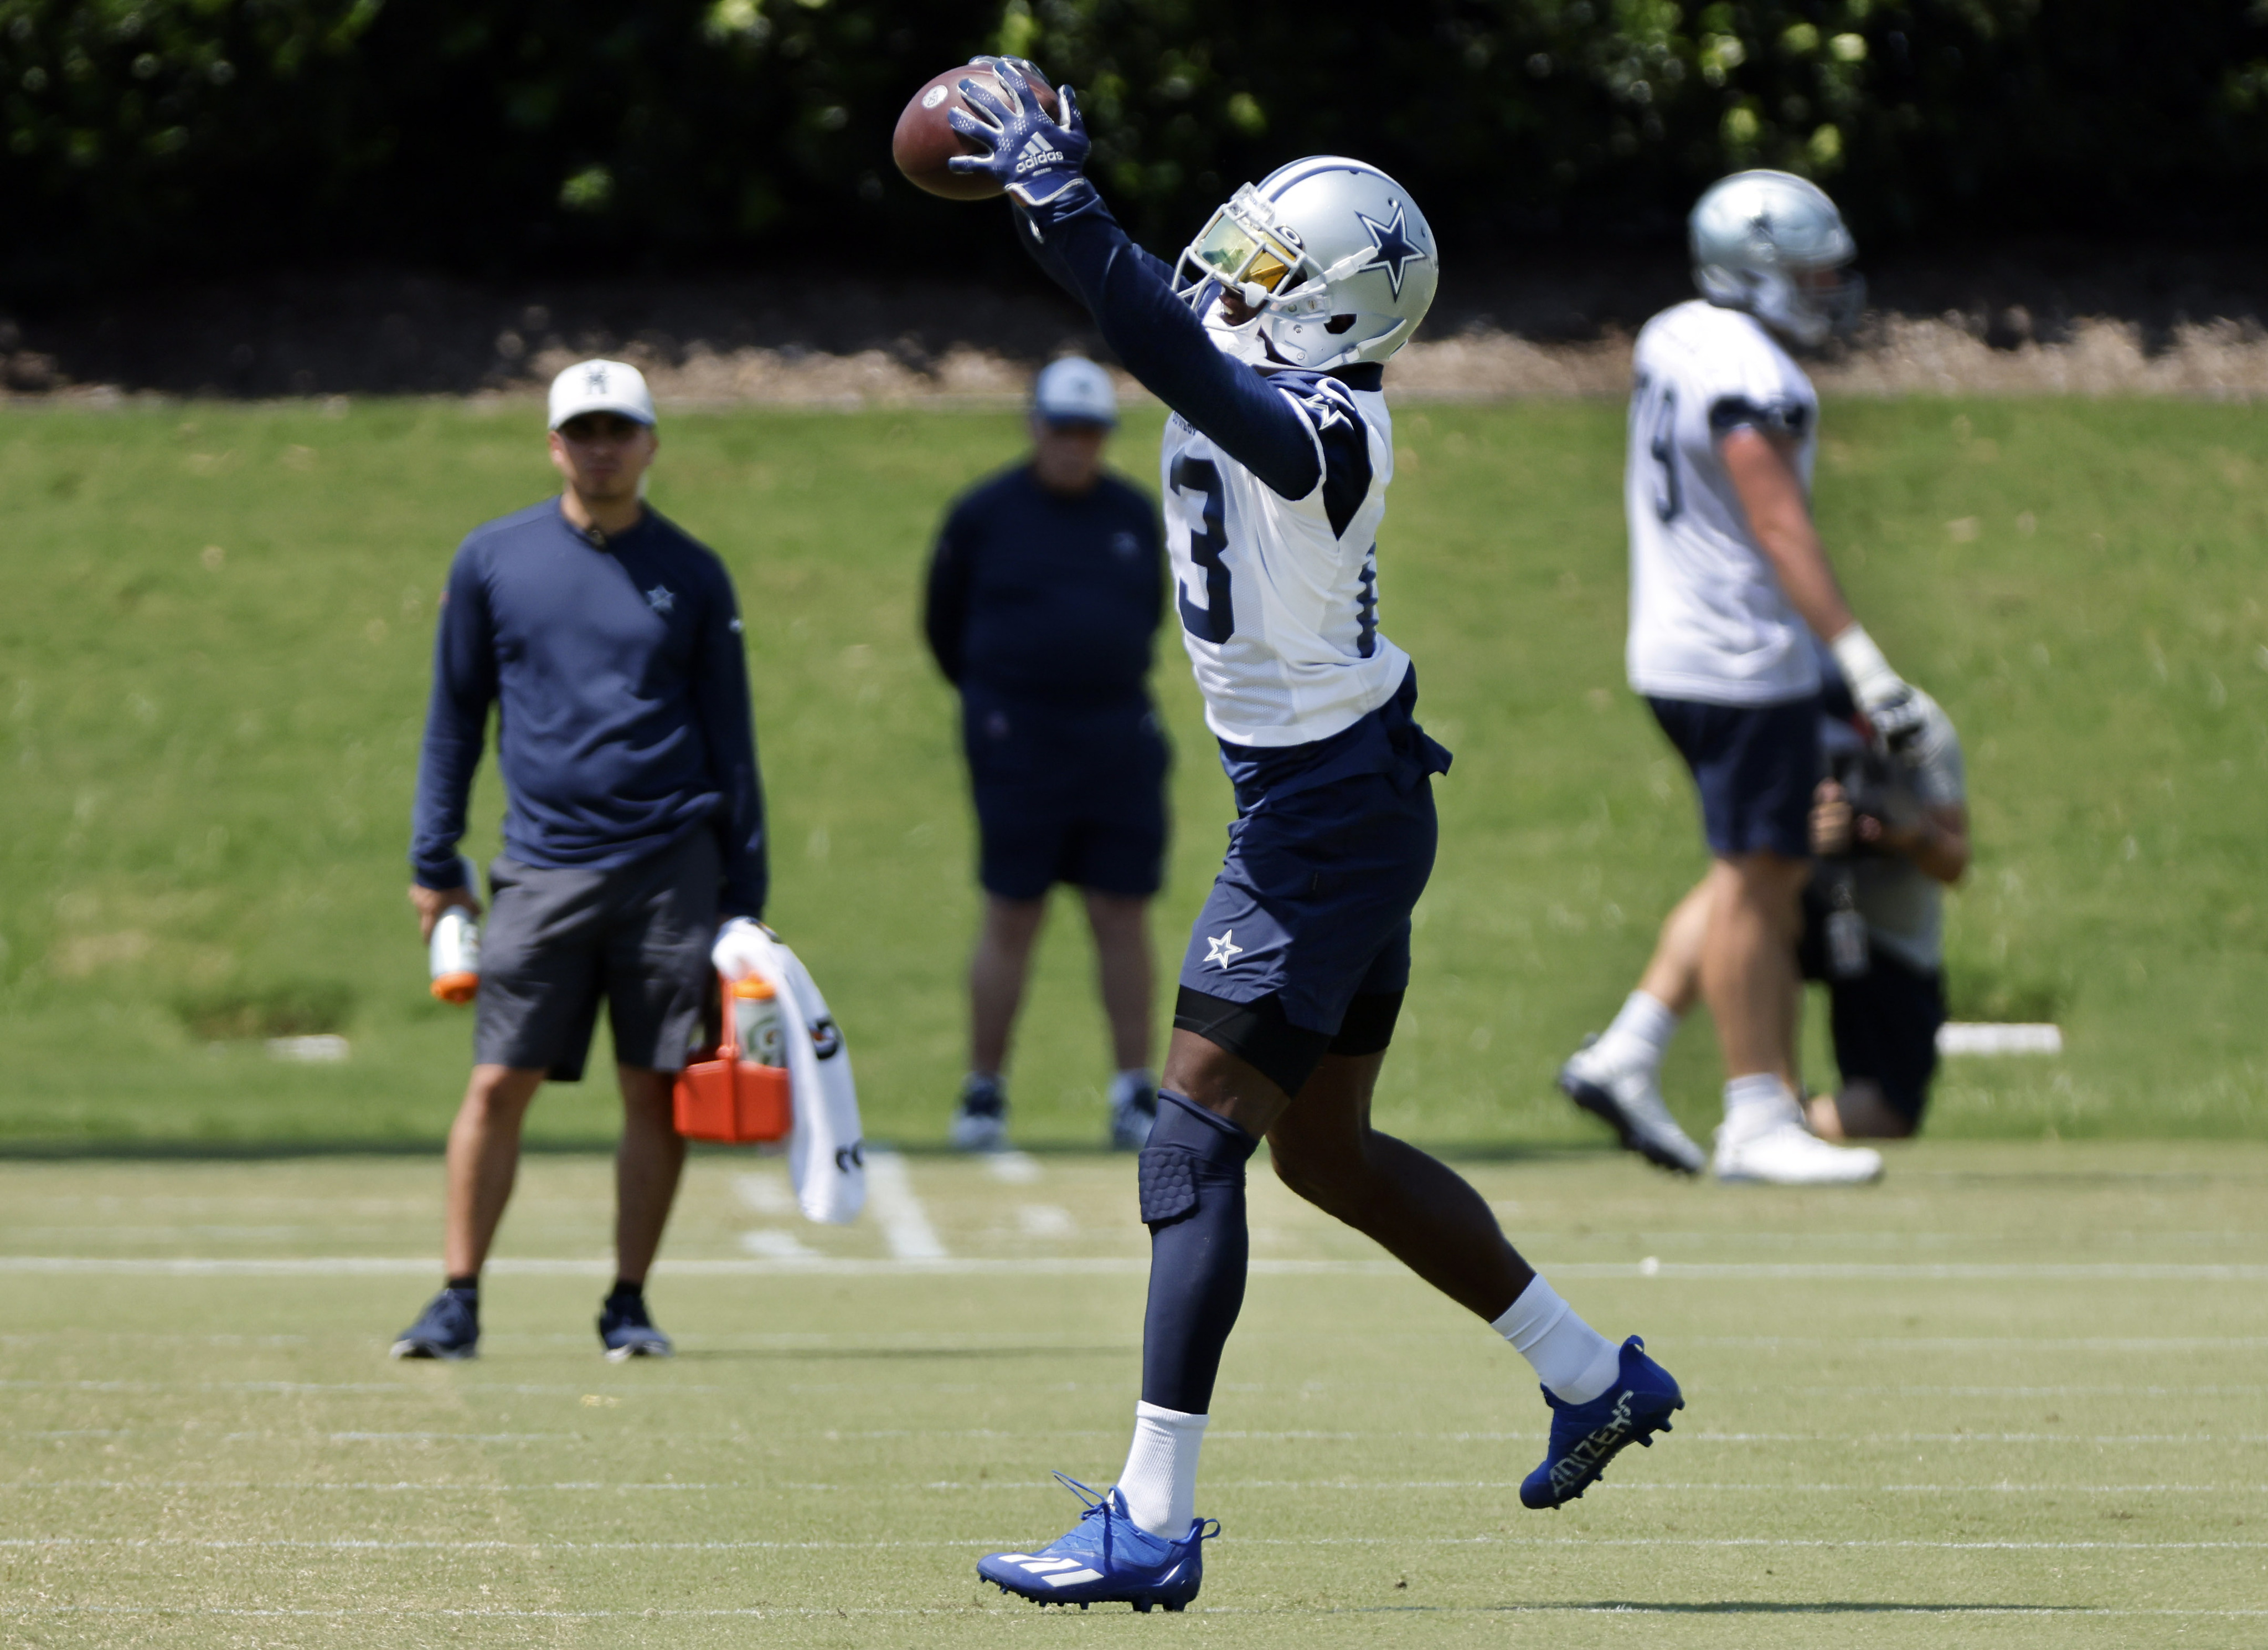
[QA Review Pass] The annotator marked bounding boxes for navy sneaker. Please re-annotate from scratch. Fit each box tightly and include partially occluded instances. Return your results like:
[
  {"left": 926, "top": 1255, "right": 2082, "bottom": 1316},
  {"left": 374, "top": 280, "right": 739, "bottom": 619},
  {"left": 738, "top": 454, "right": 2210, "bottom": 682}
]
[
  {"left": 1519, "top": 1336, "right": 1683, "bottom": 1509},
  {"left": 978, "top": 1474, "right": 1217, "bottom": 1612},
  {"left": 597, "top": 1293, "right": 673, "bottom": 1361},
  {"left": 390, "top": 1288, "right": 478, "bottom": 1360},
  {"left": 950, "top": 1073, "right": 1010, "bottom": 1153}
]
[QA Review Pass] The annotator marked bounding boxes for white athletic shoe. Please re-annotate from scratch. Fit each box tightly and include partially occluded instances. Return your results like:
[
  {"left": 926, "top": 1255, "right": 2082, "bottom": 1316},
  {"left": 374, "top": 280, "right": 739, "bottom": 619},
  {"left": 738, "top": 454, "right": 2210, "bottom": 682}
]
[
  {"left": 1558, "top": 1036, "right": 1705, "bottom": 1175},
  {"left": 1712, "top": 1113, "right": 1884, "bottom": 1185}
]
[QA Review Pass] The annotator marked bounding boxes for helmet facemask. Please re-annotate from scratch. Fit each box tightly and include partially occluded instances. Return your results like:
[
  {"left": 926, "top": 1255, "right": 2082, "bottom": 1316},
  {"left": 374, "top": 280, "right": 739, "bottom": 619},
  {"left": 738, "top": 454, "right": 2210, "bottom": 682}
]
[
  {"left": 1697, "top": 260, "right": 1866, "bottom": 347},
  {"left": 1177, "top": 184, "right": 1325, "bottom": 363}
]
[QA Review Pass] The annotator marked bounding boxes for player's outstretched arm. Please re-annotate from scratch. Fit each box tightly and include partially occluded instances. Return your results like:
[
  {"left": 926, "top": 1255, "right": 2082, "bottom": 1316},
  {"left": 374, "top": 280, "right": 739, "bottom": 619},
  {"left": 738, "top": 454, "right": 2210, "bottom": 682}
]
[
  {"left": 1720, "top": 425, "right": 1928, "bottom": 747},
  {"left": 947, "top": 58, "right": 1323, "bottom": 500}
]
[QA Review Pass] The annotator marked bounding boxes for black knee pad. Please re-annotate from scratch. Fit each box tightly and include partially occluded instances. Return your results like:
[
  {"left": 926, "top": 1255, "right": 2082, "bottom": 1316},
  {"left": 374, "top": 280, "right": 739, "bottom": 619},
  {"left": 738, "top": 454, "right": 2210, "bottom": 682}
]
[{"left": 1136, "top": 1091, "right": 1258, "bottom": 1229}]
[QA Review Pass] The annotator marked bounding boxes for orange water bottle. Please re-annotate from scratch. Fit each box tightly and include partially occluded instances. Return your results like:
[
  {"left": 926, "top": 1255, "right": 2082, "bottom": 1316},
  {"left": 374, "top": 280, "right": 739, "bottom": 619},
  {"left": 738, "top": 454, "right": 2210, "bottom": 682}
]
[{"left": 429, "top": 857, "right": 482, "bottom": 1004}]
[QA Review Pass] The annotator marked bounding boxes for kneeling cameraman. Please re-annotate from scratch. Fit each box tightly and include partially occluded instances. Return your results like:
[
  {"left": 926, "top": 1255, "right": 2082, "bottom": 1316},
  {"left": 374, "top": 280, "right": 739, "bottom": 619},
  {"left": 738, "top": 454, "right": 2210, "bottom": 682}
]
[{"left": 1800, "top": 674, "right": 1970, "bottom": 1140}]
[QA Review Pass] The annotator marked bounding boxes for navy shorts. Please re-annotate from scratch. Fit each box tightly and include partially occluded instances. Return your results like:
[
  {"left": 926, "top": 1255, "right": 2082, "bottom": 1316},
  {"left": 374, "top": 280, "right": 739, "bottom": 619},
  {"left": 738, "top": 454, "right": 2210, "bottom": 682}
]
[
  {"left": 965, "top": 691, "right": 1169, "bottom": 901},
  {"left": 1648, "top": 693, "right": 1820, "bottom": 861},
  {"left": 1797, "top": 891, "right": 1946, "bottom": 1127},
  {"left": 1176, "top": 768, "right": 1437, "bottom": 1051}
]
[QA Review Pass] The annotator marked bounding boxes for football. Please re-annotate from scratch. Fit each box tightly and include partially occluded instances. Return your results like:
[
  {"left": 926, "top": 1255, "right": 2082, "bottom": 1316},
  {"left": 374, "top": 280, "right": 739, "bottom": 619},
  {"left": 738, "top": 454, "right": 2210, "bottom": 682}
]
[{"left": 891, "top": 63, "right": 1060, "bottom": 202}]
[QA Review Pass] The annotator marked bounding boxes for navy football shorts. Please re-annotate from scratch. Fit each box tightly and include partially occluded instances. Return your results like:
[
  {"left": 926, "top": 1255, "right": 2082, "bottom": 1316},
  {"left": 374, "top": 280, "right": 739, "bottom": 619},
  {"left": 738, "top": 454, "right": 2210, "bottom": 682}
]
[
  {"left": 1647, "top": 693, "right": 1820, "bottom": 861},
  {"left": 1174, "top": 766, "right": 1438, "bottom": 1091},
  {"left": 965, "top": 692, "right": 1169, "bottom": 902}
]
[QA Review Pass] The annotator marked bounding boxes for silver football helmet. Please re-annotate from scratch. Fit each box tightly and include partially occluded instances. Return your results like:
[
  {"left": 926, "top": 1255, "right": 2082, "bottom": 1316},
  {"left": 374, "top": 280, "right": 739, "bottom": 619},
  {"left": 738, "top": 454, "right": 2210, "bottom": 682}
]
[
  {"left": 1690, "top": 169, "right": 1864, "bottom": 347},
  {"left": 1174, "top": 157, "right": 1438, "bottom": 372}
]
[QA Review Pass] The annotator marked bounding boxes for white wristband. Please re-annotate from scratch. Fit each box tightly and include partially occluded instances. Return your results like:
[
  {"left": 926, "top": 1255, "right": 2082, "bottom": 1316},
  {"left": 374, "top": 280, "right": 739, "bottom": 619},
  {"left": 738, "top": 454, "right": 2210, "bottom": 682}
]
[{"left": 1829, "top": 624, "right": 1901, "bottom": 708}]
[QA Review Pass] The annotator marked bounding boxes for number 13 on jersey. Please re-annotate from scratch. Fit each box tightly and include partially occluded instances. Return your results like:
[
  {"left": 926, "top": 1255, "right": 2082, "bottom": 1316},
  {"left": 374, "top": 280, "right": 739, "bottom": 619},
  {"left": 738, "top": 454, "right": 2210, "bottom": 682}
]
[{"left": 1171, "top": 453, "right": 1234, "bottom": 643}]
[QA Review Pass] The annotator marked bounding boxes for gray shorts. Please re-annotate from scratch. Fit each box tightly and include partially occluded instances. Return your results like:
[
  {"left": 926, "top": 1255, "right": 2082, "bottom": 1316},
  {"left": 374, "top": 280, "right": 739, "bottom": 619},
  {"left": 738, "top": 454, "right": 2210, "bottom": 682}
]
[{"left": 475, "top": 829, "right": 719, "bottom": 1082}]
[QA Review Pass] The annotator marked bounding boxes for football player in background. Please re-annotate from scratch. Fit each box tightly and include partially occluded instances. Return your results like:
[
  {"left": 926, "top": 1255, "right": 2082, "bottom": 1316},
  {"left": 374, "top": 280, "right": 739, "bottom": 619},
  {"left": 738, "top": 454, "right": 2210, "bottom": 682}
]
[
  {"left": 944, "top": 59, "right": 1683, "bottom": 1612},
  {"left": 1558, "top": 171, "right": 1921, "bottom": 1185},
  {"left": 1575, "top": 646, "right": 1969, "bottom": 1156}
]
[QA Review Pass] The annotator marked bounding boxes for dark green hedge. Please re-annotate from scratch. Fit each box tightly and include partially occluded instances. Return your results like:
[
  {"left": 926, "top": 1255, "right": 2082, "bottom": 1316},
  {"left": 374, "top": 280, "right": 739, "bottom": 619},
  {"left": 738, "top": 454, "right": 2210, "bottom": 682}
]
[{"left": 3, "top": 1, "right": 2264, "bottom": 294}]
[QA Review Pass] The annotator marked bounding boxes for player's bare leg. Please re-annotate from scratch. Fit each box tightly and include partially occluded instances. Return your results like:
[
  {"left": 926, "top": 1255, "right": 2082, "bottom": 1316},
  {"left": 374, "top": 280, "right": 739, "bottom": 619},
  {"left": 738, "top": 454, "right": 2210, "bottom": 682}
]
[
  {"left": 442, "top": 1064, "right": 545, "bottom": 1279},
  {"left": 969, "top": 895, "right": 1048, "bottom": 1077},
  {"left": 1265, "top": 1048, "right": 1535, "bottom": 1318},
  {"left": 1086, "top": 890, "right": 1159, "bottom": 1147},
  {"left": 612, "top": 1066, "right": 685, "bottom": 1287},
  {"left": 1699, "top": 850, "right": 1808, "bottom": 1085},
  {"left": 1084, "top": 892, "right": 1154, "bottom": 1075},
  {"left": 1704, "top": 852, "right": 1881, "bottom": 1182},
  {"left": 957, "top": 895, "right": 1047, "bottom": 1148},
  {"left": 1559, "top": 878, "right": 1713, "bottom": 1171}
]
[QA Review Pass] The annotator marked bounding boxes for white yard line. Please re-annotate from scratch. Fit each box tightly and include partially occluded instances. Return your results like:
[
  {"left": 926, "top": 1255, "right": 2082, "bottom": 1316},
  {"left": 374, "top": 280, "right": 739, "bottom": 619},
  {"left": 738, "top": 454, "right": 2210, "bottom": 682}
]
[
  {"left": 860, "top": 1150, "right": 947, "bottom": 1261},
  {"left": 986, "top": 1150, "right": 1043, "bottom": 1184}
]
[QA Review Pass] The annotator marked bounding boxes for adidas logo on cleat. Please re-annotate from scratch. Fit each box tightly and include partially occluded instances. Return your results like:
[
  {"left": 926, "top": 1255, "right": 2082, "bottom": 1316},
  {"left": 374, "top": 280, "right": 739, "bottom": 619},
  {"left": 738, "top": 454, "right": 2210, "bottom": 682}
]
[{"left": 997, "top": 1556, "right": 1108, "bottom": 1589}]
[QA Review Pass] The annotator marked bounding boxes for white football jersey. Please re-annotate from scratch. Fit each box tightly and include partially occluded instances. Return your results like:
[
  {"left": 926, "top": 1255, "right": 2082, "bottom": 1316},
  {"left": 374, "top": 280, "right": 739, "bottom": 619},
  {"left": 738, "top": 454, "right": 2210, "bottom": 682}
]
[
  {"left": 1625, "top": 298, "right": 1823, "bottom": 706},
  {"left": 1159, "top": 371, "right": 1410, "bottom": 747}
]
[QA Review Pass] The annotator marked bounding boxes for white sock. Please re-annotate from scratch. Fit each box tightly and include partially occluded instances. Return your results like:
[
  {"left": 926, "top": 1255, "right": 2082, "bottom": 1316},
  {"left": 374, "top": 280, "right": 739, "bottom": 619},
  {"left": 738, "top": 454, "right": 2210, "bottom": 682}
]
[
  {"left": 1723, "top": 1072, "right": 1801, "bottom": 1134},
  {"left": 1492, "top": 1276, "right": 1622, "bottom": 1405},
  {"left": 1115, "top": 1401, "right": 1208, "bottom": 1538},
  {"left": 1591, "top": 990, "right": 1678, "bottom": 1071}
]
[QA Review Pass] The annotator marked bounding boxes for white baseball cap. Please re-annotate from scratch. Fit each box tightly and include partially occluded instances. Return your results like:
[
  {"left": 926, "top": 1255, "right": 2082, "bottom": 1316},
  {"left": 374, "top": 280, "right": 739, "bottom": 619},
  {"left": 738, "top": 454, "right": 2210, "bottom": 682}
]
[
  {"left": 548, "top": 358, "right": 656, "bottom": 430},
  {"left": 1032, "top": 356, "right": 1117, "bottom": 427}
]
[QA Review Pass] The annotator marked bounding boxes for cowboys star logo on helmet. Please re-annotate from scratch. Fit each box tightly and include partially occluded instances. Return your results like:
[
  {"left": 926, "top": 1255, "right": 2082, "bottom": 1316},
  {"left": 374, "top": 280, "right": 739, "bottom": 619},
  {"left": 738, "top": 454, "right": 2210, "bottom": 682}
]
[{"left": 1354, "top": 202, "right": 1422, "bottom": 299}]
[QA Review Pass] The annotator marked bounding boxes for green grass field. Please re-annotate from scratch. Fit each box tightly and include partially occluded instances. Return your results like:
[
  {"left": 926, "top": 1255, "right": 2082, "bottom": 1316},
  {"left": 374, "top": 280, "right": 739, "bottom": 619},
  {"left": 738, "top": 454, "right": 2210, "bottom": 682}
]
[
  {"left": 1, "top": 396, "right": 2262, "bottom": 1149},
  {"left": 3, "top": 1142, "right": 2264, "bottom": 1643}
]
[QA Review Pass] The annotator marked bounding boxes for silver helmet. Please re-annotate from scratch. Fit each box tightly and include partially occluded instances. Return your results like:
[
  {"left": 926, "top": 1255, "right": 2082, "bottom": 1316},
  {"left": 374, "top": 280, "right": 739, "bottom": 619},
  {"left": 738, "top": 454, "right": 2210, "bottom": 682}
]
[
  {"left": 1175, "top": 156, "right": 1439, "bottom": 372},
  {"left": 1690, "top": 169, "right": 1864, "bottom": 346}
]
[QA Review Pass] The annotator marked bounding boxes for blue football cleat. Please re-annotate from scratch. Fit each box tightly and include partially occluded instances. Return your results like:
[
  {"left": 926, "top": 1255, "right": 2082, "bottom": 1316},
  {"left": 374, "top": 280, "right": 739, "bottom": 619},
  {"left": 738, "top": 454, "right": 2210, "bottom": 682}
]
[
  {"left": 390, "top": 1288, "right": 479, "bottom": 1360},
  {"left": 597, "top": 1293, "right": 673, "bottom": 1361},
  {"left": 978, "top": 1474, "right": 1217, "bottom": 1612},
  {"left": 1520, "top": 1335, "right": 1683, "bottom": 1509}
]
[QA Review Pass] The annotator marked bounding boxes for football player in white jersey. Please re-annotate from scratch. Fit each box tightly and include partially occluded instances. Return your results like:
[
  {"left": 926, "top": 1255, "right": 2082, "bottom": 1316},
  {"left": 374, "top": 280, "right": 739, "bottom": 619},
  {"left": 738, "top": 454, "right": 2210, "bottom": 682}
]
[
  {"left": 1559, "top": 170, "right": 1926, "bottom": 1186},
  {"left": 944, "top": 59, "right": 1683, "bottom": 1611}
]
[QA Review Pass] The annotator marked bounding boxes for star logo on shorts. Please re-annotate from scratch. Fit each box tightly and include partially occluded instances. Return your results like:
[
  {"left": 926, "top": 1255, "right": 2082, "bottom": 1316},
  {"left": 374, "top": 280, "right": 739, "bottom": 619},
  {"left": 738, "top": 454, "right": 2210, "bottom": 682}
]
[
  {"left": 1204, "top": 930, "right": 1244, "bottom": 968},
  {"left": 645, "top": 584, "right": 676, "bottom": 614}
]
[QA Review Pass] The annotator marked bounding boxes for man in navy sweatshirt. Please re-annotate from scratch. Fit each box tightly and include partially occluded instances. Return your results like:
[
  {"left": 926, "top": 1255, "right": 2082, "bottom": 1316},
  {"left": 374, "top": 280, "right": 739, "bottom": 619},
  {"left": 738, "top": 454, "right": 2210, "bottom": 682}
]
[
  {"left": 924, "top": 358, "right": 1168, "bottom": 1154},
  {"left": 391, "top": 359, "right": 767, "bottom": 1363}
]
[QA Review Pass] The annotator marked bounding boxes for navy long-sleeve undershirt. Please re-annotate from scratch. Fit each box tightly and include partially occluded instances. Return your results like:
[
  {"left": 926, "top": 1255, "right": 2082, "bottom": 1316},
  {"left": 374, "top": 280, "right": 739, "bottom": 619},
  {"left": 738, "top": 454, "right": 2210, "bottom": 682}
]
[
  {"left": 410, "top": 499, "right": 767, "bottom": 918},
  {"left": 1012, "top": 187, "right": 1359, "bottom": 501}
]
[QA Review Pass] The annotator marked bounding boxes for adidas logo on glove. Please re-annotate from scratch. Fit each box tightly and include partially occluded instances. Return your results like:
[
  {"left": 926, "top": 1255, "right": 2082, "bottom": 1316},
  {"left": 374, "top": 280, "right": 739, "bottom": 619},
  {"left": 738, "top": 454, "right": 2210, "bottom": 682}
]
[{"left": 1016, "top": 132, "right": 1065, "bottom": 173}]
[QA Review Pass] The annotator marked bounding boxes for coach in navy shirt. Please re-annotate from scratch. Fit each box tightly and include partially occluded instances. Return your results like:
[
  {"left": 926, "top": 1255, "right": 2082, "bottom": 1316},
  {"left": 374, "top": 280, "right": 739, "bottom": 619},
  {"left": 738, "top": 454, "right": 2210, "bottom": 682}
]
[
  {"left": 924, "top": 358, "right": 1167, "bottom": 1152},
  {"left": 392, "top": 359, "right": 766, "bottom": 1363}
]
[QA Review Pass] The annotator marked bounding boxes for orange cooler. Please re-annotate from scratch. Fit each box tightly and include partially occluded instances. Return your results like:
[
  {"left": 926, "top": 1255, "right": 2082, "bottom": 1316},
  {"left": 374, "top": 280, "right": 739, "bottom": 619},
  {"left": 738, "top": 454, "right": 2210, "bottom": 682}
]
[{"left": 673, "top": 974, "right": 793, "bottom": 1144}]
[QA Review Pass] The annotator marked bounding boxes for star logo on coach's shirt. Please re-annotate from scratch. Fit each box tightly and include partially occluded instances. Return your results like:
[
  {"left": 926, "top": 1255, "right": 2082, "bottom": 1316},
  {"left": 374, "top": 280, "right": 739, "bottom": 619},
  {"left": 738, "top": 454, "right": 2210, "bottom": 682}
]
[
  {"left": 1205, "top": 930, "right": 1244, "bottom": 968},
  {"left": 1355, "top": 201, "right": 1423, "bottom": 299},
  {"left": 645, "top": 584, "right": 676, "bottom": 614}
]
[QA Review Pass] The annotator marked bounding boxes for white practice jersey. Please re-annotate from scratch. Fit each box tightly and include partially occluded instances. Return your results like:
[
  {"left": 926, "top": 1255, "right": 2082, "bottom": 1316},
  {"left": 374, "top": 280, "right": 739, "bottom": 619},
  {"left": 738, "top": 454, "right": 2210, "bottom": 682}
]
[
  {"left": 1625, "top": 299, "right": 1823, "bottom": 706},
  {"left": 1160, "top": 370, "right": 1409, "bottom": 747}
]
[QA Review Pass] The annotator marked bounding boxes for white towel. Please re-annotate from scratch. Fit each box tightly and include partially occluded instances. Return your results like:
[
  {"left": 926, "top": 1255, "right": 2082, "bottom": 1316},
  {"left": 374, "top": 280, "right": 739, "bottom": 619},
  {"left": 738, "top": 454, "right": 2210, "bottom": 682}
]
[{"left": 740, "top": 935, "right": 865, "bottom": 1226}]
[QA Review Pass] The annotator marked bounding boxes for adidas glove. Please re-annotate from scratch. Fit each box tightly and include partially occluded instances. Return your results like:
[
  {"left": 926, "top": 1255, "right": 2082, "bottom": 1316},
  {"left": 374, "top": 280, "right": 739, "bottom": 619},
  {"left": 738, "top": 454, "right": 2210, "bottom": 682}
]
[
  {"left": 712, "top": 917, "right": 779, "bottom": 983},
  {"left": 946, "top": 55, "right": 1091, "bottom": 207},
  {"left": 1830, "top": 625, "right": 1927, "bottom": 752}
]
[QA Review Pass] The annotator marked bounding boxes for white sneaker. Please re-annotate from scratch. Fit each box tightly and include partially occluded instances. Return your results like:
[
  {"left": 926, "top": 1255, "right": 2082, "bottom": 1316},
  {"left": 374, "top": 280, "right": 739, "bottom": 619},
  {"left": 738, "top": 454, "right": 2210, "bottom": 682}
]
[
  {"left": 1558, "top": 1036, "right": 1705, "bottom": 1175},
  {"left": 1712, "top": 1114, "right": 1884, "bottom": 1185}
]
